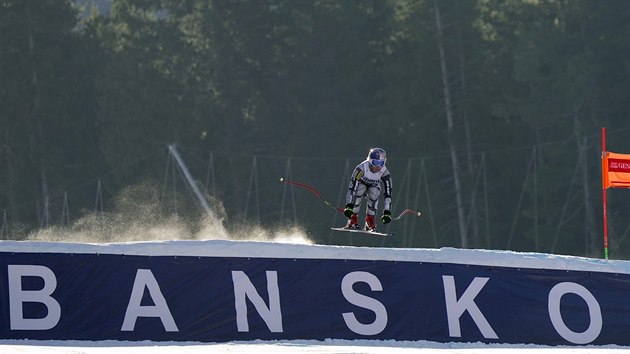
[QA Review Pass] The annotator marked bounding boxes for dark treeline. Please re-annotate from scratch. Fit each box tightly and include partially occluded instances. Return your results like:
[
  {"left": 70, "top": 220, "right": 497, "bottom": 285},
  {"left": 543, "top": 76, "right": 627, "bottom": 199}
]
[{"left": 2, "top": 0, "right": 630, "bottom": 257}]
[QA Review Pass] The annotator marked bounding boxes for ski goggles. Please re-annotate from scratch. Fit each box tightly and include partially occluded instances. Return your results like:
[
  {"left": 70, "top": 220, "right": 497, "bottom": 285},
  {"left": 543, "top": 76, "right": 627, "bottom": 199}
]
[{"left": 370, "top": 159, "right": 385, "bottom": 167}]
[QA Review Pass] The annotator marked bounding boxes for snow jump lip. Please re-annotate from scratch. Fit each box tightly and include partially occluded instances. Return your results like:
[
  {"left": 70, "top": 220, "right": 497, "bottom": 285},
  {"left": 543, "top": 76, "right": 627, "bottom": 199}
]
[{"left": 0, "top": 239, "right": 625, "bottom": 274}]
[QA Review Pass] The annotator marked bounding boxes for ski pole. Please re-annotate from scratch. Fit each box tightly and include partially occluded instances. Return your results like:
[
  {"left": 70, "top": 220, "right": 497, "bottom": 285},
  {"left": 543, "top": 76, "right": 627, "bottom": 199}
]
[
  {"left": 391, "top": 208, "right": 422, "bottom": 220},
  {"left": 280, "top": 178, "right": 421, "bottom": 221},
  {"left": 280, "top": 178, "right": 344, "bottom": 214}
]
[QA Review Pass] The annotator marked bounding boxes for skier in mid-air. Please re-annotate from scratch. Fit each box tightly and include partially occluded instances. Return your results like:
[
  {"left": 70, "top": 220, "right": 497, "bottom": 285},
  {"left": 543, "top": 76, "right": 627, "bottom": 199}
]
[{"left": 343, "top": 147, "right": 392, "bottom": 232}]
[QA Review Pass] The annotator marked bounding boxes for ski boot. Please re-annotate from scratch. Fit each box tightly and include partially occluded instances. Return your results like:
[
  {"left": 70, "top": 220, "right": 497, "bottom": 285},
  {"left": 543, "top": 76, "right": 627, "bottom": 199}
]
[
  {"left": 364, "top": 214, "right": 377, "bottom": 232},
  {"left": 344, "top": 214, "right": 359, "bottom": 230}
]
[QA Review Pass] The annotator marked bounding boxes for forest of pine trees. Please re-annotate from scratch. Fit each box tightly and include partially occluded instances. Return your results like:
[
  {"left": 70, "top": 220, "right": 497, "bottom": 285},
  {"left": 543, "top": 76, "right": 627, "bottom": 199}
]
[{"left": 3, "top": 0, "right": 630, "bottom": 258}]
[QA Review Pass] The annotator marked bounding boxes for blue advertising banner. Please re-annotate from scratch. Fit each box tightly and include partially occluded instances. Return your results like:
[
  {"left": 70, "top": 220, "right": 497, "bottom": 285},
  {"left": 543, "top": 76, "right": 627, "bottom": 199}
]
[{"left": 0, "top": 245, "right": 629, "bottom": 345}]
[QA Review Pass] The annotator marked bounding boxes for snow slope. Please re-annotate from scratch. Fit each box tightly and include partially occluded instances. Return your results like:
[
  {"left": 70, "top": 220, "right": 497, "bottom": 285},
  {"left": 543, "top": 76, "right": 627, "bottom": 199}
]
[{"left": 0, "top": 239, "right": 625, "bottom": 273}]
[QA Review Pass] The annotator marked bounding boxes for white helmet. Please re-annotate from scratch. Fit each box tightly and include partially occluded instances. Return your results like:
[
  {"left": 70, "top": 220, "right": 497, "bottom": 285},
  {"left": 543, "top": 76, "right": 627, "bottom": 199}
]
[{"left": 367, "top": 147, "right": 387, "bottom": 168}]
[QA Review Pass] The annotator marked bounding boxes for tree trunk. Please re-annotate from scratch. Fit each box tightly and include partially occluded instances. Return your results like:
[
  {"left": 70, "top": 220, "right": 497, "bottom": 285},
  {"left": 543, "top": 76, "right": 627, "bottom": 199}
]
[
  {"left": 455, "top": 10, "right": 480, "bottom": 247},
  {"left": 27, "top": 3, "right": 49, "bottom": 228},
  {"left": 572, "top": 108, "right": 598, "bottom": 256},
  {"left": 3, "top": 131, "right": 15, "bottom": 230},
  {"left": 434, "top": 0, "right": 467, "bottom": 248}
]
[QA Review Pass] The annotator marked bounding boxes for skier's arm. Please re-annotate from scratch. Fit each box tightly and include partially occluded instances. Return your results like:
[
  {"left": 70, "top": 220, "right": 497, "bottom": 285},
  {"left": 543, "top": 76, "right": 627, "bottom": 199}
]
[
  {"left": 343, "top": 167, "right": 363, "bottom": 217},
  {"left": 380, "top": 174, "right": 393, "bottom": 224},
  {"left": 381, "top": 174, "right": 392, "bottom": 211},
  {"left": 345, "top": 167, "right": 364, "bottom": 205}
]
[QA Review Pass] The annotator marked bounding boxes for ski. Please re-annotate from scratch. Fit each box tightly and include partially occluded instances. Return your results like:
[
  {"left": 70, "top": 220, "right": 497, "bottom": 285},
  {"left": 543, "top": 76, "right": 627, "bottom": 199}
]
[{"left": 331, "top": 227, "right": 393, "bottom": 237}]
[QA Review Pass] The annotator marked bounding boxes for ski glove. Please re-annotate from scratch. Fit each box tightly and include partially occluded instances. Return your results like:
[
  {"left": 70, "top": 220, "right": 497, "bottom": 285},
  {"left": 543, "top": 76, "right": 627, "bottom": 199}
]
[
  {"left": 344, "top": 203, "right": 354, "bottom": 218},
  {"left": 381, "top": 210, "right": 392, "bottom": 224}
]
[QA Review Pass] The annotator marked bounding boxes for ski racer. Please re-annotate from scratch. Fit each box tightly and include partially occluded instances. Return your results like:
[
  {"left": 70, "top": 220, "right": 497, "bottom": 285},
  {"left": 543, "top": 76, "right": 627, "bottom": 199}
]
[{"left": 344, "top": 147, "right": 392, "bottom": 232}]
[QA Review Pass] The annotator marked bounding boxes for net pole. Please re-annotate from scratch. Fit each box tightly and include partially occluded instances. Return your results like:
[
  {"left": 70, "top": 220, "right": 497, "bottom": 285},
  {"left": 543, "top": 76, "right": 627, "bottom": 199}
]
[{"left": 602, "top": 127, "right": 609, "bottom": 260}]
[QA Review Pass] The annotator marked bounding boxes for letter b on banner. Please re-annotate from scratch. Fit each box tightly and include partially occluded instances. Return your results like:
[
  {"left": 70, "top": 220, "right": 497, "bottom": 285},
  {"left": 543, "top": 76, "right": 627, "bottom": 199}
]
[{"left": 8, "top": 265, "right": 61, "bottom": 330}]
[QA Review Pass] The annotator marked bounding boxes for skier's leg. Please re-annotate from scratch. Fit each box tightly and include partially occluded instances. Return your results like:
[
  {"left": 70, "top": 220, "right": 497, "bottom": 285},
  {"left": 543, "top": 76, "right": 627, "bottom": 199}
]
[
  {"left": 345, "top": 184, "right": 366, "bottom": 229},
  {"left": 364, "top": 187, "right": 381, "bottom": 231},
  {"left": 345, "top": 213, "right": 359, "bottom": 229},
  {"left": 351, "top": 184, "right": 367, "bottom": 214},
  {"left": 365, "top": 186, "right": 380, "bottom": 216}
]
